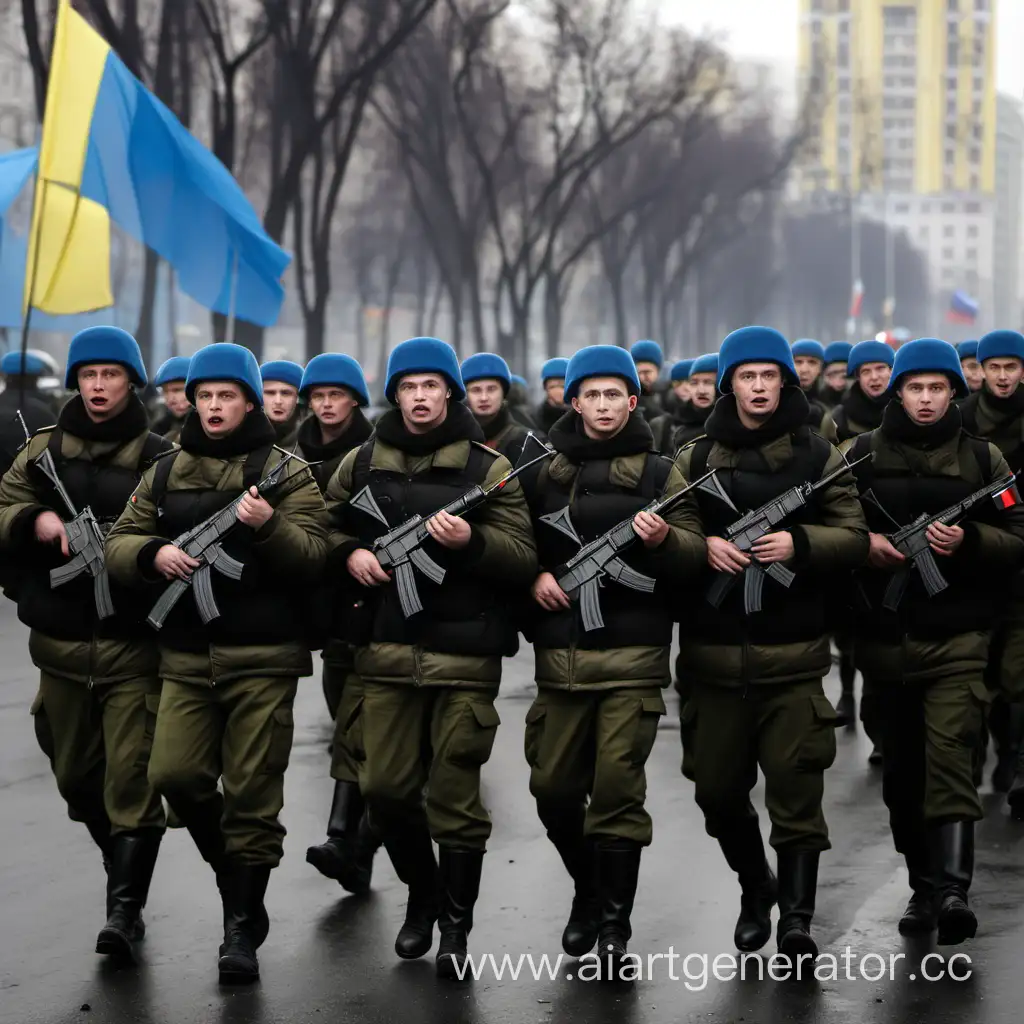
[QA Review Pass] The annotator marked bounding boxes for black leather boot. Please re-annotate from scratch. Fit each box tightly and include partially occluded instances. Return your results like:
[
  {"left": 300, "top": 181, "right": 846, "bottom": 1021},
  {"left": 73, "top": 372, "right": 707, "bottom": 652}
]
[
  {"left": 1003, "top": 705, "right": 1024, "bottom": 816},
  {"left": 539, "top": 803, "right": 599, "bottom": 957},
  {"left": 435, "top": 847, "right": 484, "bottom": 980},
  {"left": 716, "top": 821, "right": 777, "bottom": 952},
  {"left": 84, "top": 817, "right": 114, "bottom": 872},
  {"left": 95, "top": 830, "right": 163, "bottom": 962},
  {"left": 776, "top": 850, "right": 819, "bottom": 962},
  {"left": 383, "top": 823, "right": 439, "bottom": 959},
  {"left": 834, "top": 655, "right": 856, "bottom": 727},
  {"left": 898, "top": 842, "right": 937, "bottom": 935},
  {"left": 218, "top": 862, "right": 272, "bottom": 984},
  {"left": 594, "top": 841, "right": 642, "bottom": 983},
  {"left": 166, "top": 794, "right": 227, "bottom": 876},
  {"left": 305, "top": 780, "right": 375, "bottom": 893},
  {"left": 930, "top": 822, "right": 977, "bottom": 946}
]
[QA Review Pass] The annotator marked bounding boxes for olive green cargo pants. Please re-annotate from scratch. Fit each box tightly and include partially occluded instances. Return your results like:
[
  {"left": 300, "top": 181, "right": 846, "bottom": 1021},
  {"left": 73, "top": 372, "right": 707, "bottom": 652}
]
[
  {"left": 147, "top": 676, "right": 298, "bottom": 866},
  {"left": 524, "top": 687, "right": 665, "bottom": 846},
  {"left": 359, "top": 682, "right": 500, "bottom": 850},
  {"left": 681, "top": 678, "right": 837, "bottom": 852},
  {"left": 871, "top": 672, "right": 986, "bottom": 834},
  {"left": 326, "top": 664, "right": 366, "bottom": 785},
  {"left": 37, "top": 671, "right": 165, "bottom": 834}
]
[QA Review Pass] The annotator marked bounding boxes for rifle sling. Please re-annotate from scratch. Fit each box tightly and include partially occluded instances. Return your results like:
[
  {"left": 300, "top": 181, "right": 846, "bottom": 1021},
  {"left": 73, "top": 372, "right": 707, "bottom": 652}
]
[{"left": 150, "top": 444, "right": 274, "bottom": 509}]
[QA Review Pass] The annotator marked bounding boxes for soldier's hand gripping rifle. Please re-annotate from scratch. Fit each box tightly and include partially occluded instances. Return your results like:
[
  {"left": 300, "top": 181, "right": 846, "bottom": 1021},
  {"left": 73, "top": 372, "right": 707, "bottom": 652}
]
[
  {"left": 706, "top": 452, "right": 872, "bottom": 615},
  {"left": 539, "top": 469, "right": 724, "bottom": 632},
  {"left": 348, "top": 435, "right": 554, "bottom": 619},
  {"left": 862, "top": 473, "right": 1020, "bottom": 611},
  {"left": 32, "top": 445, "right": 115, "bottom": 620},
  {"left": 146, "top": 452, "right": 309, "bottom": 630}
]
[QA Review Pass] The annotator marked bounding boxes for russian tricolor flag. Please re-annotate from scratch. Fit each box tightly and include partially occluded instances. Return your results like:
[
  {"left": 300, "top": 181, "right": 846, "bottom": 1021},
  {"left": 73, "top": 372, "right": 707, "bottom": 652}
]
[{"left": 947, "top": 290, "right": 979, "bottom": 325}]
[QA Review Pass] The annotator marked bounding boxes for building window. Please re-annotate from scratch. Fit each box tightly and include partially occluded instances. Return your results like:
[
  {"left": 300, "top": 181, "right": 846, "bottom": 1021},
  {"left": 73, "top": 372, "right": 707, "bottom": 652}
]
[
  {"left": 965, "top": 201, "right": 981, "bottom": 213},
  {"left": 968, "top": 225, "right": 979, "bottom": 238},
  {"left": 966, "top": 247, "right": 978, "bottom": 261},
  {"left": 944, "top": 225, "right": 955, "bottom": 238},
  {"left": 942, "top": 202, "right": 956, "bottom": 212},
  {"left": 895, "top": 202, "right": 910, "bottom": 213},
  {"left": 945, "top": 147, "right": 955, "bottom": 165},
  {"left": 970, "top": 173, "right": 980, "bottom": 190},
  {"left": 942, "top": 247, "right": 955, "bottom": 261},
  {"left": 970, "top": 147, "right": 980, "bottom": 163}
]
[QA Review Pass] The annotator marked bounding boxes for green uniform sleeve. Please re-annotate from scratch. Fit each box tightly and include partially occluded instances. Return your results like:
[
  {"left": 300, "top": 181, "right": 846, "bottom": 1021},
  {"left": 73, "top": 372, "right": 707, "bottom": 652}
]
[
  {"left": 250, "top": 462, "right": 328, "bottom": 582},
  {"left": 651, "top": 461, "right": 706, "bottom": 576},
  {"left": 104, "top": 468, "right": 165, "bottom": 585},
  {"left": 324, "top": 448, "right": 364, "bottom": 565},
  {"left": 957, "top": 448, "right": 1024, "bottom": 568},
  {"left": 789, "top": 445, "right": 869, "bottom": 571},
  {"left": 0, "top": 443, "right": 49, "bottom": 550}
]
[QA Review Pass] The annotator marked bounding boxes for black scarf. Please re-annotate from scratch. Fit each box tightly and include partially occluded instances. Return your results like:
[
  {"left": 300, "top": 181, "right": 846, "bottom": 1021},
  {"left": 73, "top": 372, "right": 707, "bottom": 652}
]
[
  {"left": 537, "top": 401, "right": 565, "bottom": 432},
  {"left": 477, "top": 403, "right": 512, "bottom": 442},
  {"left": 58, "top": 391, "right": 149, "bottom": 443},
  {"left": 881, "top": 400, "right": 962, "bottom": 449},
  {"left": 980, "top": 382, "right": 1024, "bottom": 422},
  {"left": 548, "top": 408, "right": 654, "bottom": 462},
  {"left": 674, "top": 399, "right": 712, "bottom": 428},
  {"left": 841, "top": 382, "right": 889, "bottom": 431},
  {"left": 179, "top": 407, "right": 277, "bottom": 458},
  {"left": 374, "top": 401, "right": 484, "bottom": 456},
  {"left": 272, "top": 409, "right": 302, "bottom": 441},
  {"left": 296, "top": 406, "right": 373, "bottom": 461},
  {"left": 704, "top": 386, "right": 810, "bottom": 449}
]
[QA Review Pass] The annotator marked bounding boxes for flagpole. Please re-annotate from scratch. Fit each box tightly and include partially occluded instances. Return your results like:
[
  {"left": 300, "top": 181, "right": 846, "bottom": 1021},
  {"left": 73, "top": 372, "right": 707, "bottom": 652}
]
[
  {"left": 18, "top": 173, "right": 47, "bottom": 414},
  {"left": 224, "top": 248, "right": 239, "bottom": 344}
]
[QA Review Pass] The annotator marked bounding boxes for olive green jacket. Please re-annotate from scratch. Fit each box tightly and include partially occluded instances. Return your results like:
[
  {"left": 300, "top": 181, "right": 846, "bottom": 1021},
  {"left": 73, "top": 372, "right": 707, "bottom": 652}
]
[
  {"left": 534, "top": 451, "right": 706, "bottom": 691},
  {"left": 105, "top": 447, "right": 328, "bottom": 686},
  {"left": 326, "top": 437, "right": 537, "bottom": 689},
  {"left": 0, "top": 428, "right": 163, "bottom": 684}
]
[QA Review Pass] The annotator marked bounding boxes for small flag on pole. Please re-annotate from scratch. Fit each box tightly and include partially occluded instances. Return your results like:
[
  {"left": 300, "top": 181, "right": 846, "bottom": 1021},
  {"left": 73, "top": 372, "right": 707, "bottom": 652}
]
[
  {"left": 849, "top": 279, "right": 864, "bottom": 318},
  {"left": 947, "top": 290, "right": 979, "bottom": 325},
  {"left": 992, "top": 481, "right": 1021, "bottom": 510}
]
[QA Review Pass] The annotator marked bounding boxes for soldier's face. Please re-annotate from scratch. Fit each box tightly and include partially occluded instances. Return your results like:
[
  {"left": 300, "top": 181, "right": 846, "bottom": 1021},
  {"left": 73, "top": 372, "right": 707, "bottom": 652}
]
[
  {"left": 673, "top": 380, "right": 691, "bottom": 402},
  {"left": 397, "top": 373, "right": 450, "bottom": 433},
  {"left": 263, "top": 382, "right": 299, "bottom": 423},
  {"left": 195, "top": 381, "right": 254, "bottom": 438},
  {"left": 77, "top": 363, "right": 131, "bottom": 423},
  {"left": 823, "top": 363, "right": 848, "bottom": 393},
  {"left": 899, "top": 374, "right": 952, "bottom": 425},
  {"left": 794, "top": 356, "right": 822, "bottom": 389},
  {"left": 162, "top": 380, "right": 190, "bottom": 417},
  {"left": 309, "top": 386, "right": 357, "bottom": 428},
  {"left": 690, "top": 372, "right": 717, "bottom": 409},
  {"left": 635, "top": 362, "right": 659, "bottom": 389},
  {"left": 961, "top": 357, "right": 984, "bottom": 391},
  {"left": 731, "top": 363, "right": 782, "bottom": 424},
  {"left": 858, "top": 362, "right": 891, "bottom": 399},
  {"left": 983, "top": 357, "right": 1024, "bottom": 399},
  {"left": 544, "top": 379, "right": 565, "bottom": 406},
  {"left": 466, "top": 379, "right": 504, "bottom": 420},
  {"left": 571, "top": 376, "right": 637, "bottom": 439}
]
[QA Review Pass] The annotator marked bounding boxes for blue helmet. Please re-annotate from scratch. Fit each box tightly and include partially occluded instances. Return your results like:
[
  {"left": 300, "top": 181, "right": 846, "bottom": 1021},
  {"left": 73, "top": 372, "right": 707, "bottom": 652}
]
[
  {"left": 65, "top": 326, "right": 147, "bottom": 389},
  {"left": 689, "top": 352, "right": 719, "bottom": 377},
  {"left": 384, "top": 337, "right": 465, "bottom": 404},
  {"left": 299, "top": 353, "right": 370, "bottom": 406},
  {"left": 823, "top": 341, "right": 853, "bottom": 368},
  {"left": 977, "top": 330, "right": 1024, "bottom": 365},
  {"left": 461, "top": 352, "right": 512, "bottom": 395},
  {"left": 186, "top": 343, "right": 263, "bottom": 406},
  {"left": 718, "top": 327, "right": 798, "bottom": 393},
  {"left": 563, "top": 345, "right": 641, "bottom": 403},
  {"left": 956, "top": 340, "right": 979, "bottom": 362},
  {"left": 630, "top": 339, "right": 664, "bottom": 369},
  {"left": 791, "top": 339, "right": 825, "bottom": 362},
  {"left": 540, "top": 357, "right": 569, "bottom": 384},
  {"left": 153, "top": 356, "right": 191, "bottom": 387},
  {"left": 888, "top": 338, "right": 968, "bottom": 399},
  {"left": 670, "top": 359, "right": 694, "bottom": 382},
  {"left": 259, "top": 360, "right": 304, "bottom": 391},
  {"left": 847, "top": 341, "right": 894, "bottom": 376},
  {"left": 1, "top": 350, "right": 49, "bottom": 376}
]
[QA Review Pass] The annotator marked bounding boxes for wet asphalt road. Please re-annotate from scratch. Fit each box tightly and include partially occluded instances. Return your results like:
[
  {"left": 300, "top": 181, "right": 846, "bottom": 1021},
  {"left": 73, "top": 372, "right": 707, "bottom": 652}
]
[{"left": 3, "top": 602, "right": 1024, "bottom": 1024}]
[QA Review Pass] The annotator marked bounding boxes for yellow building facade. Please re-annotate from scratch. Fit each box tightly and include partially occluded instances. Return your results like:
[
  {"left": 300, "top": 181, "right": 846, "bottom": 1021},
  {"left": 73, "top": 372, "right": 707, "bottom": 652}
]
[{"left": 798, "top": 0, "right": 997, "bottom": 196}]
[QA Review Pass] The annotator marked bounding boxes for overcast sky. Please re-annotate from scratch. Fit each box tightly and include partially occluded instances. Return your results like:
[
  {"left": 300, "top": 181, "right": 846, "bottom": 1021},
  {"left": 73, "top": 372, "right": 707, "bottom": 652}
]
[{"left": 661, "top": 0, "right": 1024, "bottom": 98}]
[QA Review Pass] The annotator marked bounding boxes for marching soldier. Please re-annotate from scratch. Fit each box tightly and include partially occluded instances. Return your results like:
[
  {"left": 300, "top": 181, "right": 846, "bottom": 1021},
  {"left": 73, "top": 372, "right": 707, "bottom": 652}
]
[
  {"left": 676, "top": 326, "right": 868, "bottom": 961},
  {"left": 260, "top": 359, "right": 305, "bottom": 447},
  {"left": 818, "top": 342, "right": 852, "bottom": 410},
  {"left": 957, "top": 340, "right": 983, "bottom": 394},
  {"left": 508, "top": 373, "right": 539, "bottom": 430},
  {"left": 324, "top": 336, "right": 537, "bottom": 979},
  {"left": 650, "top": 352, "right": 718, "bottom": 455},
  {"left": 630, "top": 340, "right": 668, "bottom": 420},
  {"left": 792, "top": 339, "right": 825, "bottom": 399},
  {"left": 0, "top": 326, "right": 173, "bottom": 961},
  {"left": 150, "top": 356, "right": 192, "bottom": 443},
  {"left": 105, "top": 343, "right": 328, "bottom": 983},
  {"left": 0, "top": 351, "right": 56, "bottom": 472},
  {"left": 461, "top": 352, "right": 532, "bottom": 466},
  {"left": 959, "top": 330, "right": 1024, "bottom": 801},
  {"left": 295, "top": 353, "right": 386, "bottom": 894},
  {"left": 668, "top": 359, "right": 694, "bottom": 409},
  {"left": 842, "top": 338, "right": 1024, "bottom": 944},
  {"left": 536, "top": 358, "right": 569, "bottom": 434},
  {"left": 523, "top": 345, "right": 705, "bottom": 979},
  {"left": 828, "top": 339, "right": 894, "bottom": 747}
]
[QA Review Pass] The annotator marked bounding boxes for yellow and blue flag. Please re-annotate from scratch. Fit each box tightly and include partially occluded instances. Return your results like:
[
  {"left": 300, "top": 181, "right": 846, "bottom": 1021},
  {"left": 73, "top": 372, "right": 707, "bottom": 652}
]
[{"left": 26, "top": 0, "right": 290, "bottom": 327}]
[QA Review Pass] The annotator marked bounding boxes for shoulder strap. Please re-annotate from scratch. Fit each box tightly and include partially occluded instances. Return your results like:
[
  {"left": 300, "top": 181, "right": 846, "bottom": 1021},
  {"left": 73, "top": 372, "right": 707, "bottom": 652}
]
[
  {"left": 351, "top": 438, "right": 376, "bottom": 492},
  {"left": 967, "top": 436, "right": 992, "bottom": 481},
  {"left": 806, "top": 429, "right": 834, "bottom": 477},
  {"left": 138, "top": 432, "right": 170, "bottom": 469},
  {"left": 46, "top": 424, "right": 63, "bottom": 465},
  {"left": 688, "top": 436, "right": 713, "bottom": 479},
  {"left": 640, "top": 452, "right": 673, "bottom": 499},
  {"left": 847, "top": 431, "right": 874, "bottom": 490},
  {"left": 243, "top": 445, "right": 274, "bottom": 491},
  {"left": 150, "top": 450, "right": 181, "bottom": 507},
  {"left": 467, "top": 441, "right": 495, "bottom": 481}
]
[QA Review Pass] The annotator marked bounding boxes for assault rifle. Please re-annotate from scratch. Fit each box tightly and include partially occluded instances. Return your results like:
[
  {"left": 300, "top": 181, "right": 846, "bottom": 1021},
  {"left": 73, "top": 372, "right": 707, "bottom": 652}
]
[
  {"left": 146, "top": 451, "right": 309, "bottom": 629},
  {"left": 32, "top": 445, "right": 115, "bottom": 620},
  {"left": 349, "top": 433, "right": 554, "bottom": 619},
  {"left": 863, "top": 473, "right": 1019, "bottom": 611},
  {"left": 706, "top": 452, "right": 872, "bottom": 615},
  {"left": 540, "top": 469, "right": 725, "bottom": 632}
]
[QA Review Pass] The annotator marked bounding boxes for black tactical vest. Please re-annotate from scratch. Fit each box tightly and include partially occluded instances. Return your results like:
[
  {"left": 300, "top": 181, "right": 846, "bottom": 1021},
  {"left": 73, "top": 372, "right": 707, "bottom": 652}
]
[
  {"left": 342, "top": 439, "right": 519, "bottom": 657},
  {"left": 684, "top": 428, "right": 834, "bottom": 645},
  {"left": 147, "top": 446, "right": 310, "bottom": 651},
  {"left": 18, "top": 427, "right": 167, "bottom": 641},
  {"left": 848, "top": 429, "right": 1005, "bottom": 639},
  {"left": 530, "top": 453, "right": 674, "bottom": 651}
]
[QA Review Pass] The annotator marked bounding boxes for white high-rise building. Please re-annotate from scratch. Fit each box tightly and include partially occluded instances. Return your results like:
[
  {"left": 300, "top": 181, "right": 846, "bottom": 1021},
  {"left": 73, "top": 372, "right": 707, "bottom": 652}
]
[{"left": 995, "top": 93, "right": 1024, "bottom": 330}]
